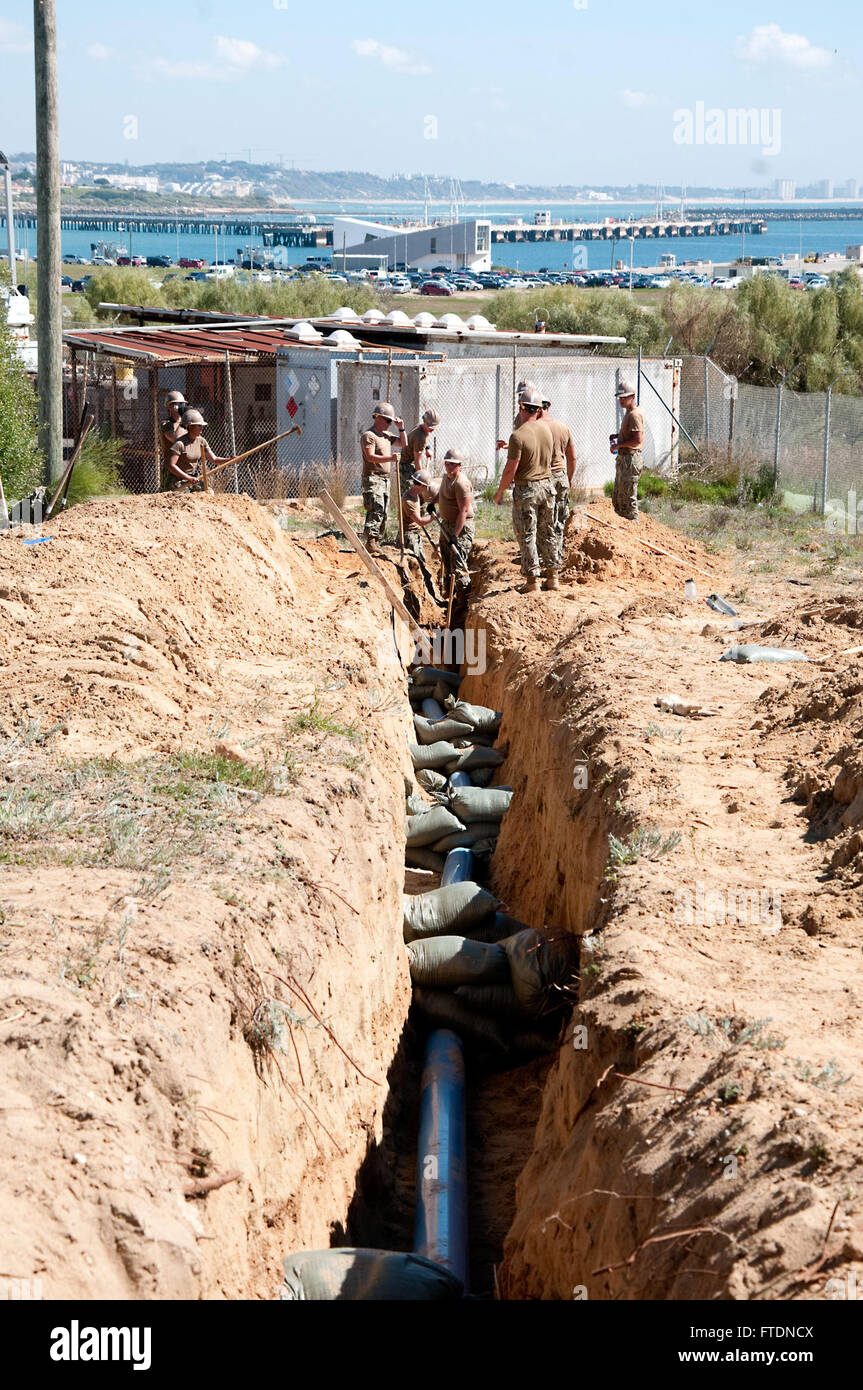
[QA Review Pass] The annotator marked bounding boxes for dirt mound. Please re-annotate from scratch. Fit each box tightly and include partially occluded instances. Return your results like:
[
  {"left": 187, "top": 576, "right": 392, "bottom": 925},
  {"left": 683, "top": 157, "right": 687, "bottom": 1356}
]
[
  {"left": 563, "top": 498, "right": 725, "bottom": 591},
  {"left": 0, "top": 494, "right": 413, "bottom": 1299}
]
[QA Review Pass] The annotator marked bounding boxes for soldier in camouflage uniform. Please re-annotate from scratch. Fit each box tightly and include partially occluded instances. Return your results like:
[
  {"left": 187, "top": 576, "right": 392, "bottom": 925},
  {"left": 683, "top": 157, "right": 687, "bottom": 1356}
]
[
  {"left": 399, "top": 408, "right": 440, "bottom": 497},
  {"left": 434, "top": 449, "right": 475, "bottom": 594},
  {"left": 541, "top": 396, "right": 577, "bottom": 567},
  {"left": 494, "top": 388, "right": 558, "bottom": 593},
  {"left": 360, "top": 402, "right": 407, "bottom": 554},
  {"left": 400, "top": 470, "right": 440, "bottom": 598},
  {"left": 610, "top": 380, "right": 645, "bottom": 522}
]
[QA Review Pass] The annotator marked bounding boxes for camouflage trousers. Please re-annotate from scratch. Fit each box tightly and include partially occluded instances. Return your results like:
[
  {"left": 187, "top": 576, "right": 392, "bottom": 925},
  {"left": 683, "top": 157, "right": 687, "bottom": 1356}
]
[
  {"left": 551, "top": 471, "right": 571, "bottom": 566},
  {"left": 398, "top": 458, "right": 416, "bottom": 497},
  {"left": 613, "top": 450, "right": 643, "bottom": 522},
  {"left": 404, "top": 527, "right": 439, "bottom": 596},
  {"left": 440, "top": 518, "right": 474, "bottom": 590},
  {"left": 362, "top": 473, "right": 390, "bottom": 542},
  {"left": 512, "top": 478, "right": 557, "bottom": 578}
]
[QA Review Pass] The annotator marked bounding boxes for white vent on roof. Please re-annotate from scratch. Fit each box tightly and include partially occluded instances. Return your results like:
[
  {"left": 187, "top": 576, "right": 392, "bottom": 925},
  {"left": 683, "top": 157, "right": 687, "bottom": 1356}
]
[
  {"left": 465, "top": 314, "right": 492, "bottom": 331},
  {"left": 284, "top": 320, "right": 323, "bottom": 342},
  {"left": 413, "top": 312, "right": 436, "bottom": 328},
  {"left": 384, "top": 310, "right": 412, "bottom": 325},
  {"left": 434, "top": 313, "right": 466, "bottom": 331},
  {"left": 330, "top": 306, "right": 361, "bottom": 322},
  {"left": 325, "top": 329, "right": 361, "bottom": 348},
  {"left": 362, "top": 309, "right": 386, "bottom": 323}
]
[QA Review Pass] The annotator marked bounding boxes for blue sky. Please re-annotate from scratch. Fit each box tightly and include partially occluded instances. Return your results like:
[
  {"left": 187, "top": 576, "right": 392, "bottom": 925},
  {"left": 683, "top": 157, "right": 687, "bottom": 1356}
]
[{"left": 0, "top": 1, "right": 859, "bottom": 185}]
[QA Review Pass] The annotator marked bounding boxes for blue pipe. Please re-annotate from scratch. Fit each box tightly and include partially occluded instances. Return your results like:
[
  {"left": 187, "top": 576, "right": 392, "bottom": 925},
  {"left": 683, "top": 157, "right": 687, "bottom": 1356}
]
[
  {"left": 413, "top": 1027, "right": 468, "bottom": 1292},
  {"left": 421, "top": 697, "right": 446, "bottom": 720}
]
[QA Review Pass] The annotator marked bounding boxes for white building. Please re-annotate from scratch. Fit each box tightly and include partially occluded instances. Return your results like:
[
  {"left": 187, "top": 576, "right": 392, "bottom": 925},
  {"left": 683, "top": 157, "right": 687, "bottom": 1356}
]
[{"left": 332, "top": 216, "right": 492, "bottom": 273}]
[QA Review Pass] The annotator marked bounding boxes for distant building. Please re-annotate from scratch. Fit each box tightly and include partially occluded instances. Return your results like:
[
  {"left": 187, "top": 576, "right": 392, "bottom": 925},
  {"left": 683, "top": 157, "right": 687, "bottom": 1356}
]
[
  {"left": 101, "top": 174, "right": 160, "bottom": 194},
  {"left": 815, "top": 178, "right": 834, "bottom": 199},
  {"left": 332, "top": 216, "right": 492, "bottom": 272},
  {"left": 534, "top": 210, "right": 551, "bottom": 226},
  {"left": 838, "top": 179, "right": 860, "bottom": 199},
  {"left": 774, "top": 178, "right": 795, "bottom": 201}
]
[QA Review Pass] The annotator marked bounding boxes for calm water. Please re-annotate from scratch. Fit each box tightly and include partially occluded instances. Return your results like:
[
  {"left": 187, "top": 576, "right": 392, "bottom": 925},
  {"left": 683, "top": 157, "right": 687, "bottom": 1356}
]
[{"left": 11, "top": 200, "right": 862, "bottom": 275}]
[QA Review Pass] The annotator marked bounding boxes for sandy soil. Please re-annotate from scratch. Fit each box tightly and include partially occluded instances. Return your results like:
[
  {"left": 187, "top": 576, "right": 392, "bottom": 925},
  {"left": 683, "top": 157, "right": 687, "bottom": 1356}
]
[
  {"left": 0, "top": 494, "right": 413, "bottom": 1299},
  {"left": 459, "top": 499, "right": 863, "bottom": 1300}
]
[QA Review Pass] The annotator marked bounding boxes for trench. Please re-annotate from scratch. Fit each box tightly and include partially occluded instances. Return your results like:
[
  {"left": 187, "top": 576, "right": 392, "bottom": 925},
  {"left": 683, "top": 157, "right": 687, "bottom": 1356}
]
[{"left": 333, "top": 556, "right": 610, "bottom": 1298}]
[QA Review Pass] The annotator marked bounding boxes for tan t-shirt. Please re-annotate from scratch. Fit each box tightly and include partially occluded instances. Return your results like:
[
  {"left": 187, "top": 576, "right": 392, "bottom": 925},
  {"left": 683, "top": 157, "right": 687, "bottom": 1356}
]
[
  {"left": 161, "top": 418, "right": 187, "bottom": 456},
  {"left": 400, "top": 424, "right": 429, "bottom": 470},
  {"left": 546, "top": 417, "right": 575, "bottom": 476},
  {"left": 507, "top": 419, "right": 554, "bottom": 484},
  {"left": 402, "top": 493, "right": 422, "bottom": 532},
  {"left": 438, "top": 470, "right": 474, "bottom": 524},
  {"left": 361, "top": 426, "right": 395, "bottom": 479},
  {"left": 164, "top": 434, "right": 213, "bottom": 489},
  {"left": 617, "top": 405, "right": 645, "bottom": 452}
]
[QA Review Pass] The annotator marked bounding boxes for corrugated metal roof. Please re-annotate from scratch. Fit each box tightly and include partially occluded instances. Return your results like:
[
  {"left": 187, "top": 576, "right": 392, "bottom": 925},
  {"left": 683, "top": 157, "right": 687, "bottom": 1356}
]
[{"left": 63, "top": 321, "right": 429, "bottom": 363}]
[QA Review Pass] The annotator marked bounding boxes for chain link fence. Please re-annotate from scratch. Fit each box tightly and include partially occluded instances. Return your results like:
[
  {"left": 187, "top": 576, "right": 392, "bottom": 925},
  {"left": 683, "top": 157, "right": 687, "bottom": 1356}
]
[
  {"left": 679, "top": 355, "right": 863, "bottom": 512},
  {"left": 66, "top": 344, "right": 682, "bottom": 503}
]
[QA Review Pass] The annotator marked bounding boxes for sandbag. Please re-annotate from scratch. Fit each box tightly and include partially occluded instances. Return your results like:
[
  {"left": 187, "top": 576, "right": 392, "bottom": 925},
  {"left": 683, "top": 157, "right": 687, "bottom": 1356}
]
[
  {"left": 413, "top": 988, "right": 509, "bottom": 1052},
  {"left": 403, "top": 881, "right": 499, "bottom": 941},
  {"left": 455, "top": 982, "right": 527, "bottom": 1020},
  {"left": 416, "top": 768, "right": 448, "bottom": 794},
  {"left": 450, "top": 745, "right": 505, "bottom": 778},
  {"left": 281, "top": 1248, "right": 462, "bottom": 1301},
  {"left": 433, "top": 681, "right": 454, "bottom": 705},
  {"left": 719, "top": 644, "right": 810, "bottom": 664},
  {"left": 501, "top": 928, "right": 578, "bottom": 1018},
  {"left": 414, "top": 714, "right": 476, "bottom": 746},
  {"left": 409, "top": 740, "right": 462, "bottom": 771},
  {"left": 407, "top": 935, "right": 510, "bottom": 988},
  {"left": 411, "top": 666, "right": 461, "bottom": 688},
  {"left": 432, "top": 821, "right": 501, "bottom": 852},
  {"left": 406, "top": 793, "right": 431, "bottom": 816},
  {"left": 444, "top": 698, "right": 502, "bottom": 735},
  {"left": 469, "top": 837, "right": 499, "bottom": 857},
  {"left": 458, "top": 912, "right": 523, "bottom": 944},
  {"left": 406, "top": 807, "right": 465, "bottom": 848},
  {"left": 405, "top": 847, "right": 446, "bottom": 874},
  {"left": 450, "top": 786, "right": 514, "bottom": 824}
]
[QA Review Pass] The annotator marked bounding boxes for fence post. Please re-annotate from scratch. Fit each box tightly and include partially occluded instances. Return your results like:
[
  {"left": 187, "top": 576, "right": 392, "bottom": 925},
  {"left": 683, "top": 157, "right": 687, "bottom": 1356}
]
[
  {"left": 636, "top": 345, "right": 642, "bottom": 405},
  {"left": 224, "top": 351, "right": 238, "bottom": 493},
  {"left": 821, "top": 386, "right": 832, "bottom": 516},
  {"left": 773, "top": 382, "right": 783, "bottom": 491},
  {"left": 150, "top": 367, "right": 160, "bottom": 495},
  {"left": 512, "top": 344, "right": 517, "bottom": 419},
  {"left": 727, "top": 386, "right": 736, "bottom": 469},
  {"left": 703, "top": 354, "right": 710, "bottom": 443},
  {"left": 111, "top": 364, "right": 118, "bottom": 440}
]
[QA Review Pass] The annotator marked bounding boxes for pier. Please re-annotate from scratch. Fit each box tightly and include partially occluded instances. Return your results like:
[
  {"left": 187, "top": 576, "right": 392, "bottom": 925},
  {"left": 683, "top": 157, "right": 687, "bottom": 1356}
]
[{"left": 490, "top": 217, "right": 768, "bottom": 243}]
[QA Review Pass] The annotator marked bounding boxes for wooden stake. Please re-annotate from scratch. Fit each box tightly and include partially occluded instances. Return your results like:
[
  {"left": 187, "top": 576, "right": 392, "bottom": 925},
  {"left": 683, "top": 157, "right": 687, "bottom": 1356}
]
[
  {"left": 583, "top": 508, "right": 717, "bottom": 581},
  {"left": 318, "top": 488, "right": 424, "bottom": 646},
  {"left": 446, "top": 572, "right": 456, "bottom": 630},
  {"left": 45, "top": 409, "right": 94, "bottom": 519}
]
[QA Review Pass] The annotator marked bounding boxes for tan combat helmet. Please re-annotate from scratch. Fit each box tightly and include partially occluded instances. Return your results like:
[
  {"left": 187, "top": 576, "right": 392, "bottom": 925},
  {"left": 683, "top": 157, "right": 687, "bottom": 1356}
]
[
  {"left": 374, "top": 401, "right": 396, "bottom": 421},
  {"left": 616, "top": 380, "right": 636, "bottom": 400},
  {"left": 422, "top": 408, "right": 441, "bottom": 427},
  {"left": 165, "top": 390, "right": 187, "bottom": 406},
  {"left": 184, "top": 408, "right": 207, "bottom": 427}
]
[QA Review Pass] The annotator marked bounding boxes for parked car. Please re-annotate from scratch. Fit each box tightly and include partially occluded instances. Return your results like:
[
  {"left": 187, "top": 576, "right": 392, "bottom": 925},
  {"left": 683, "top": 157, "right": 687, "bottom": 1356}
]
[
  {"left": 60, "top": 275, "right": 73, "bottom": 287},
  {"left": 146, "top": 255, "right": 172, "bottom": 268},
  {"left": 179, "top": 257, "right": 206, "bottom": 269},
  {"left": 389, "top": 278, "right": 412, "bottom": 294},
  {"left": 131, "top": 255, "right": 146, "bottom": 267},
  {"left": 184, "top": 271, "right": 208, "bottom": 282},
  {"left": 64, "top": 254, "right": 89, "bottom": 265},
  {"left": 804, "top": 275, "right": 828, "bottom": 289},
  {"left": 420, "top": 280, "right": 455, "bottom": 296}
]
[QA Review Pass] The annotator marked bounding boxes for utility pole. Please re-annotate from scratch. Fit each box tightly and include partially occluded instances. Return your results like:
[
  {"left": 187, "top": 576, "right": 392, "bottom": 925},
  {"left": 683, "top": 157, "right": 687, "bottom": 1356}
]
[
  {"left": 0, "top": 152, "right": 15, "bottom": 271},
  {"left": 34, "top": 0, "right": 63, "bottom": 480}
]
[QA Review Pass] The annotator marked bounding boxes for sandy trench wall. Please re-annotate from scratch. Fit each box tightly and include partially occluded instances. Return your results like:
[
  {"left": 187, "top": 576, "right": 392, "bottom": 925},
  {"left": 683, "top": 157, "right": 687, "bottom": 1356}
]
[
  {"left": 0, "top": 494, "right": 414, "bottom": 1300},
  {"left": 459, "top": 542, "right": 863, "bottom": 1302}
]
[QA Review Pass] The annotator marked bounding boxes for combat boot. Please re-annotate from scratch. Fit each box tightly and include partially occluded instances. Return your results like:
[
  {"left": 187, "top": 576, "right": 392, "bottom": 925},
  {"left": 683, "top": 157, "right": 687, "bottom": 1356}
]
[
  {"left": 542, "top": 569, "right": 560, "bottom": 592},
  {"left": 365, "top": 536, "right": 381, "bottom": 557},
  {"left": 518, "top": 576, "right": 541, "bottom": 595}
]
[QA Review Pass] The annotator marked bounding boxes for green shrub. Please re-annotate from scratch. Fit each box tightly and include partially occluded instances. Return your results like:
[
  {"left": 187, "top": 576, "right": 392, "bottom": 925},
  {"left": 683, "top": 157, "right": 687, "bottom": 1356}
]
[
  {"left": 0, "top": 267, "right": 42, "bottom": 500},
  {"left": 61, "top": 431, "right": 126, "bottom": 508}
]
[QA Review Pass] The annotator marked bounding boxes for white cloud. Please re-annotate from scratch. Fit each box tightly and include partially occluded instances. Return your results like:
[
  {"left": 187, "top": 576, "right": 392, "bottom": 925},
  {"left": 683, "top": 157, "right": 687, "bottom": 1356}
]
[
  {"left": 621, "top": 89, "right": 653, "bottom": 108},
  {"left": 148, "top": 34, "right": 285, "bottom": 81},
  {"left": 0, "top": 20, "right": 31, "bottom": 53},
  {"left": 352, "top": 38, "right": 430, "bottom": 76},
  {"left": 735, "top": 24, "right": 831, "bottom": 69},
  {"left": 87, "top": 43, "right": 111, "bottom": 61},
  {"left": 213, "top": 36, "right": 284, "bottom": 72}
]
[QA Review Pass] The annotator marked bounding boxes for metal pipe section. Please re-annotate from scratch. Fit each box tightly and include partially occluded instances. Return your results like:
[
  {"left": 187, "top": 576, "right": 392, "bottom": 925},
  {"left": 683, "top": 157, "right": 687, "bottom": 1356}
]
[
  {"left": 413, "top": 1028, "right": 468, "bottom": 1291},
  {"left": 421, "top": 697, "right": 446, "bottom": 720}
]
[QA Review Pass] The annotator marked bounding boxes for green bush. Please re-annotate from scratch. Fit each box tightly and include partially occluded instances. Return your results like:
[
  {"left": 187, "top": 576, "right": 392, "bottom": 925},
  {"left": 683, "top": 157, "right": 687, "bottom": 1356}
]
[
  {"left": 0, "top": 268, "right": 42, "bottom": 500},
  {"left": 604, "top": 465, "right": 776, "bottom": 507},
  {"left": 60, "top": 431, "right": 126, "bottom": 509},
  {"left": 491, "top": 286, "right": 666, "bottom": 353}
]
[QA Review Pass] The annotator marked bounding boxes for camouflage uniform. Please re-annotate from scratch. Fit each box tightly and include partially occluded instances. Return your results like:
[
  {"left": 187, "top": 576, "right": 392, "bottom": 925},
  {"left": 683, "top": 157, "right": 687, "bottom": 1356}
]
[
  {"left": 362, "top": 474, "right": 390, "bottom": 544},
  {"left": 512, "top": 479, "right": 556, "bottom": 579},
  {"left": 552, "top": 474, "right": 571, "bottom": 566},
  {"left": 440, "top": 519, "right": 475, "bottom": 591},
  {"left": 612, "top": 451, "right": 643, "bottom": 522}
]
